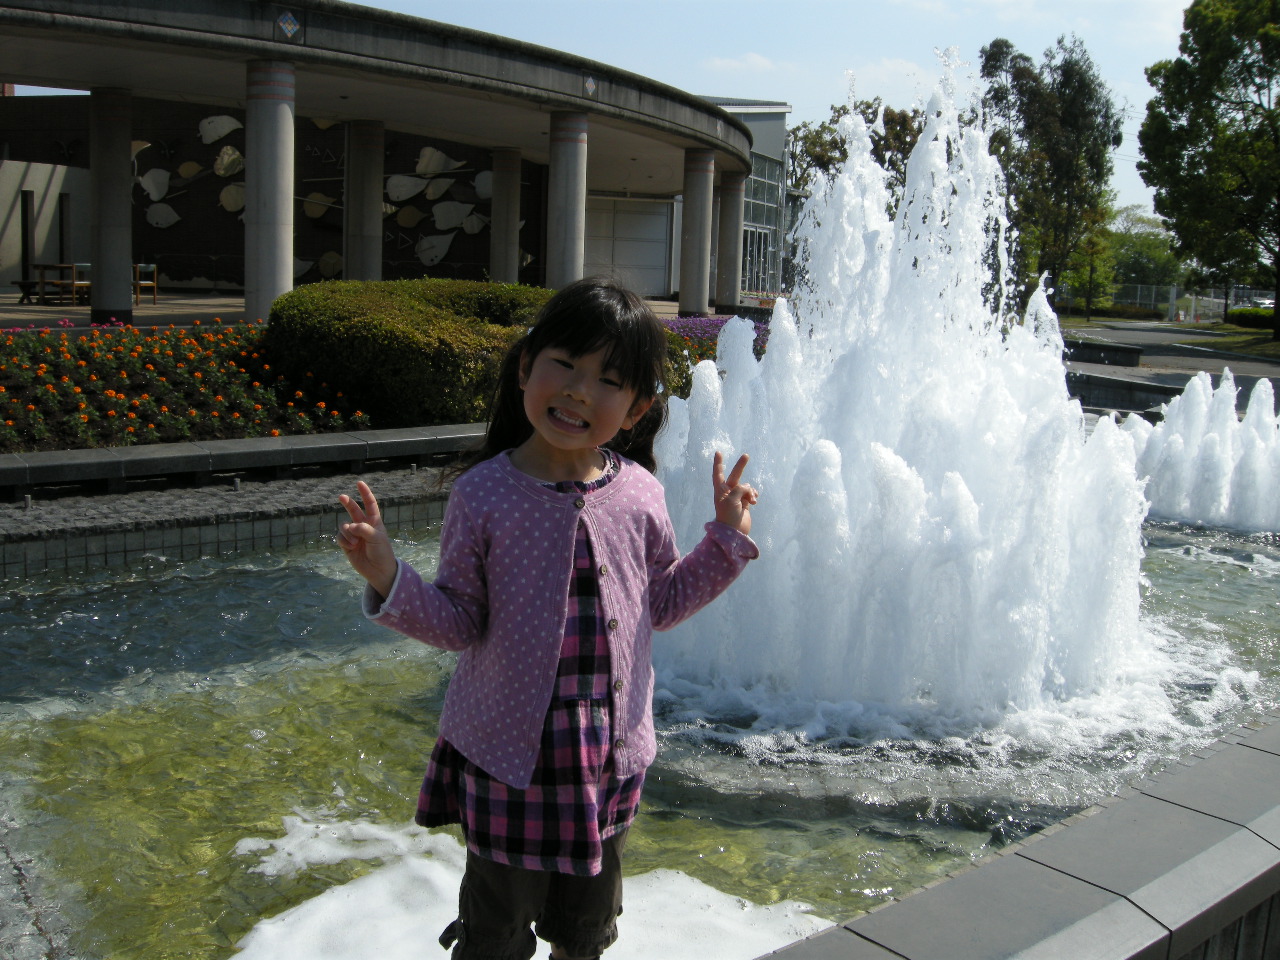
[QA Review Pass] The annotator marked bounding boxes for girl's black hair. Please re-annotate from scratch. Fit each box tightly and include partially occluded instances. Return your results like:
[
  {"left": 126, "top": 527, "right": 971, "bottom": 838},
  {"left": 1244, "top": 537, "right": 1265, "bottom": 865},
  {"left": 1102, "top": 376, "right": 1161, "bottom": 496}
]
[{"left": 456, "top": 276, "right": 670, "bottom": 474}]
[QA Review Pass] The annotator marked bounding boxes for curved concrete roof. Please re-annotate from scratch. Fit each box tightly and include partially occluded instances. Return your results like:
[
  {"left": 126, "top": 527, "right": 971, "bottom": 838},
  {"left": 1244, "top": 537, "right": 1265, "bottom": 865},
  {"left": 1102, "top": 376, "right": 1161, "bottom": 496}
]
[{"left": 0, "top": 0, "right": 753, "bottom": 194}]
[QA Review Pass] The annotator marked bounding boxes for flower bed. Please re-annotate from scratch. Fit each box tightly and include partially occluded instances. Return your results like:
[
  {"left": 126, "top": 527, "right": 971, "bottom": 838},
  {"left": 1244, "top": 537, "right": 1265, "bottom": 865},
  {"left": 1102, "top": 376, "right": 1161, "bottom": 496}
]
[
  {"left": 662, "top": 314, "right": 771, "bottom": 366},
  {"left": 1, "top": 320, "right": 367, "bottom": 454}
]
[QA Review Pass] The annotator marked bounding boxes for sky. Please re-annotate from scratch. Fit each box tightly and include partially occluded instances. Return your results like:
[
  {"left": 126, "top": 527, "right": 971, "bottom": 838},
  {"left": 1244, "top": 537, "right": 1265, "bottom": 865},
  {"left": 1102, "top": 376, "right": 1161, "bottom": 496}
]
[{"left": 18, "top": 0, "right": 1190, "bottom": 214}]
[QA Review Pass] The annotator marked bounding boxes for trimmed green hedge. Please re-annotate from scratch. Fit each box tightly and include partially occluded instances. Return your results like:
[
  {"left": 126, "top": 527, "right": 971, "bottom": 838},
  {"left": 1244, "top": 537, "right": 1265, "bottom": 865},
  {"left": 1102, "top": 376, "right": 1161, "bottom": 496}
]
[
  {"left": 1225, "top": 307, "right": 1277, "bottom": 330},
  {"left": 263, "top": 278, "right": 699, "bottom": 429},
  {"left": 263, "top": 279, "right": 552, "bottom": 428},
  {"left": 1058, "top": 303, "right": 1164, "bottom": 320}
]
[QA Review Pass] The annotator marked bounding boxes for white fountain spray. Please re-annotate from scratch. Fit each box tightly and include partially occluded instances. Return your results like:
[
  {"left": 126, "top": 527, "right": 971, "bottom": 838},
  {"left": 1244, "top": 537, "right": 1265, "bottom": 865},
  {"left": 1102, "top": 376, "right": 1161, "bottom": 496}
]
[
  {"left": 1124, "top": 371, "right": 1280, "bottom": 533},
  {"left": 655, "top": 65, "right": 1154, "bottom": 744}
]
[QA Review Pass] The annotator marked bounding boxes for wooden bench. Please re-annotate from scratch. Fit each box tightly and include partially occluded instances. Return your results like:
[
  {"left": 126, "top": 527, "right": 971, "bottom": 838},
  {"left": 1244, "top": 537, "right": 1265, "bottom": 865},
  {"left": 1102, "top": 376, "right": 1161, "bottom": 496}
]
[{"left": 10, "top": 280, "right": 38, "bottom": 304}]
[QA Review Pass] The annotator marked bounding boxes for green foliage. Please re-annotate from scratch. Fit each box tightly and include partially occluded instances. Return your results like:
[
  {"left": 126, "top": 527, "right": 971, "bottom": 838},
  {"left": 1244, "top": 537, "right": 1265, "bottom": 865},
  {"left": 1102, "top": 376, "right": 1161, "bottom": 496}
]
[
  {"left": 1058, "top": 303, "right": 1164, "bottom": 320},
  {"left": 263, "top": 279, "right": 552, "bottom": 428},
  {"left": 980, "top": 35, "right": 1123, "bottom": 302},
  {"left": 1061, "top": 224, "right": 1117, "bottom": 317},
  {"left": 1108, "top": 205, "right": 1187, "bottom": 286},
  {"left": 663, "top": 331, "right": 695, "bottom": 399},
  {"left": 1225, "top": 307, "right": 1277, "bottom": 330},
  {"left": 1139, "top": 0, "right": 1280, "bottom": 337}
]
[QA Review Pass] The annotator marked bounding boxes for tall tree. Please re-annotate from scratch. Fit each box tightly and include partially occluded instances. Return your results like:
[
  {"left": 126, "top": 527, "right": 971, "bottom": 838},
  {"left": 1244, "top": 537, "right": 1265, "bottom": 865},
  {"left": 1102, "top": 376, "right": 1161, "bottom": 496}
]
[
  {"left": 788, "top": 99, "right": 923, "bottom": 207},
  {"left": 1108, "top": 204, "right": 1186, "bottom": 287},
  {"left": 1139, "top": 0, "right": 1280, "bottom": 337},
  {"left": 980, "top": 36, "right": 1124, "bottom": 305}
]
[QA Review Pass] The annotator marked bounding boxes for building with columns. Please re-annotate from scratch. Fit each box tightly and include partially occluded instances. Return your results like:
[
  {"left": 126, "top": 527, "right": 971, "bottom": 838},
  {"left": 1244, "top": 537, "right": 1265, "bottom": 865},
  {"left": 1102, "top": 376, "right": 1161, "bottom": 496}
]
[{"left": 0, "top": 0, "right": 755, "bottom": 323}]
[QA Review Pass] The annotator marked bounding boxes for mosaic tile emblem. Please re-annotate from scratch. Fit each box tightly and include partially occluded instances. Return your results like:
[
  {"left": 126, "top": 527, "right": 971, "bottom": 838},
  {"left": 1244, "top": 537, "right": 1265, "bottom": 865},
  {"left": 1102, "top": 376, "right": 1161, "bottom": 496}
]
[{"left": 277, "top": 11, "right": 300, "bottom": 38}]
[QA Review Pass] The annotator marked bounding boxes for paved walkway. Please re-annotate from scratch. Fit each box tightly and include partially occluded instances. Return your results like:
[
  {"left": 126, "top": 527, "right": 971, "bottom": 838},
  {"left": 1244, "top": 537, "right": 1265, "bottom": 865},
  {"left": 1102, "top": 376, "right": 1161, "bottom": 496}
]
[
  {"left": 1067, "top": 320, "right": 1280, "bottom": 393},
  {"left": 2, "top": 291, "right": 248, "bottom": 329}
]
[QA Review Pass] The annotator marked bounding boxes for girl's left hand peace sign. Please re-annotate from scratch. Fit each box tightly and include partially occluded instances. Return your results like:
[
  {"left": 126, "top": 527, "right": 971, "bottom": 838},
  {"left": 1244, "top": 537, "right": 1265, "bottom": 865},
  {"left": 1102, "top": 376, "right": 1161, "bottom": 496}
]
[{"left": 712, "top": 450, "right": 758, "bottom": 535}]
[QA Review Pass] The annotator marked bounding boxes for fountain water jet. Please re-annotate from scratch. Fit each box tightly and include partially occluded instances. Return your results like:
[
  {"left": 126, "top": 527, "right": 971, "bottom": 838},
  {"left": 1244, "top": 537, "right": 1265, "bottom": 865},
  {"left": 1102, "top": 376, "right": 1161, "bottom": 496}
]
[
  {"left": 1124, "top": 371, "right": 1280, "bottom": 533},
  {"left": 654, "top": 65, "right": 1155, "bottom": 745}
]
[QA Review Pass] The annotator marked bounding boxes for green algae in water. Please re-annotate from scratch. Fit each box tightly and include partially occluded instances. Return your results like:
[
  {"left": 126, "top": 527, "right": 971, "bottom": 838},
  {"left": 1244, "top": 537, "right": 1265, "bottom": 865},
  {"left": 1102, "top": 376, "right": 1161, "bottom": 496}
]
[{"left": 4, "top": 649, "right": 452, "bottom": 959}]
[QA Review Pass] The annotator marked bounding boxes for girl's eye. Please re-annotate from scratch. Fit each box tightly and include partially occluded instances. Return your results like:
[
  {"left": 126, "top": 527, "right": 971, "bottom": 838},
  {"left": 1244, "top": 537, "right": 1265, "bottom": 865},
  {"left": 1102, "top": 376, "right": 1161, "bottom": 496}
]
[
  {"left": 552, "top": 357, "right": 573, "bottom": 369},
  {"left": 600, "top": 377, "right": 622, "bottom": 389}
]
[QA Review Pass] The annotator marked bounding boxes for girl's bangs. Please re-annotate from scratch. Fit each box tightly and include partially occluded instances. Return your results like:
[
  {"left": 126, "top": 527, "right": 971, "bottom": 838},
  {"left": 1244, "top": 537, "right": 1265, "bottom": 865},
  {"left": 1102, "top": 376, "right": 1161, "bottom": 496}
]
[{"left": 537, "top": 314, "right": 663, "bottom": 397}]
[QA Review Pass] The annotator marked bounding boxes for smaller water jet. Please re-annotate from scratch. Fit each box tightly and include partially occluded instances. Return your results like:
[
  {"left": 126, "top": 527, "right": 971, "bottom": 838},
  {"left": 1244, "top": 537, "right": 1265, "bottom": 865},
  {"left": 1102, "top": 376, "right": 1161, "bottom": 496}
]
[{"left": 1124, "top": 370, "right": 1280, "bottom": 533}]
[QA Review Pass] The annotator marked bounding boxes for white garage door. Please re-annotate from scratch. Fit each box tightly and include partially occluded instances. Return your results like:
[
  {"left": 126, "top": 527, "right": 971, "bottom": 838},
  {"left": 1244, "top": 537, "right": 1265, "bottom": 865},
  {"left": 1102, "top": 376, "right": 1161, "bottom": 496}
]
[{"left": 584, "top": 198, "right": 671, "bottom": 297}]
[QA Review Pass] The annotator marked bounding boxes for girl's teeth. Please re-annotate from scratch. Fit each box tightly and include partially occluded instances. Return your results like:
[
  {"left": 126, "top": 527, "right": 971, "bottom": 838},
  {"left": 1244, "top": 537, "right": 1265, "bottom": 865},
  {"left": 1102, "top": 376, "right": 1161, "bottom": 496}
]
[{"left": 553, "top": 409, "right": 586, "bottom": 426}]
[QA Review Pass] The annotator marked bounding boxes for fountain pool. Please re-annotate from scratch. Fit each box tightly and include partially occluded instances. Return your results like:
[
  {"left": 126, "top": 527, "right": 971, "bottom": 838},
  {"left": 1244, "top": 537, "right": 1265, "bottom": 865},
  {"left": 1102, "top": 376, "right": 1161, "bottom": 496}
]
[
  {"left": 1, "top": 518, "right": 1277, "bottom": 959},
  {"left": 6, "top": 63, "right": 1280, "bottom": 960}
]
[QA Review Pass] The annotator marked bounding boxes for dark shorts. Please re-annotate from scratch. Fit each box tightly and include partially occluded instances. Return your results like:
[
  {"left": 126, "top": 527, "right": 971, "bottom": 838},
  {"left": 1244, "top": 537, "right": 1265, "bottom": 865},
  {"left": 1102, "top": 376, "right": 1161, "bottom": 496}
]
[{"left": 439, "top": 829, "right": 628, "bottom": 960}]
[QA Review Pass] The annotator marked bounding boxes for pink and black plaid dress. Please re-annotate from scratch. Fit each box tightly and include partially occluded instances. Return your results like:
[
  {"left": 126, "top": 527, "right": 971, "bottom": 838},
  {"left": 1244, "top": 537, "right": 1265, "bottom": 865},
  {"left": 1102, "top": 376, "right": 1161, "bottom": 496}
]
[{"left": 416, "top": 452, "right": 646, "bottom": 877}]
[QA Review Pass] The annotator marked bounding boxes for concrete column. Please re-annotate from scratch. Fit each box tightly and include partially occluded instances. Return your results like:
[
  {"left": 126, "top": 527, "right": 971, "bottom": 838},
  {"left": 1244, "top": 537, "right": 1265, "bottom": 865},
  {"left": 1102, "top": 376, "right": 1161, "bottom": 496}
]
[
  {"left": 716, "top": 171, "right": 746, "bottom": 308},
  {"left": 489, "top": 148, "right": 522, "bottom": 284},
  {"left": 679, "top": 148, "right": 715, "bottom": 316},
  {"left": 89, "top": 87, "right": 133, "bottom": 324},
  {"left": 546, "top": 112, "right": 588, "bottom": 290},
  {"left": 343, "top": 120, "right": 384, "bottom": 281},
  {"left": 244, "top": 60, "right": 295, "bottom": 321}
]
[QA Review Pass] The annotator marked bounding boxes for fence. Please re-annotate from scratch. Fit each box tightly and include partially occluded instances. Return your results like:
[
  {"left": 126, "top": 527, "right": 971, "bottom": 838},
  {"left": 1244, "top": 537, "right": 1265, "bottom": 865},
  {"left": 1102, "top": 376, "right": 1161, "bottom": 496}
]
[{"left": 1058, "top": 284, "right": 1276, "bottom": 324}]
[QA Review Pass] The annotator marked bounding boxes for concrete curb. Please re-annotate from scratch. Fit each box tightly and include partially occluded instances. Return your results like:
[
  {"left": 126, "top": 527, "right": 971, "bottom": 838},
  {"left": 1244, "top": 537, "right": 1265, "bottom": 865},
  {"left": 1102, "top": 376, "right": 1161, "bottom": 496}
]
[
  {"left": 0, "top": 423, "right": 484, "bottom": 499},
  {"left": 762, "top": 713, "right": 1280, "bottom": 960}
]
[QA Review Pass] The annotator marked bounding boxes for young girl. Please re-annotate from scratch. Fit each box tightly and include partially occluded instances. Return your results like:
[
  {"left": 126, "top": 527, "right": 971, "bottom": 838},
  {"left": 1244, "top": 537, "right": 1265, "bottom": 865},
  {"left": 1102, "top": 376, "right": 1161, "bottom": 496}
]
[{"left": 338, "top": 277, "right": 758, "bottom": 960}]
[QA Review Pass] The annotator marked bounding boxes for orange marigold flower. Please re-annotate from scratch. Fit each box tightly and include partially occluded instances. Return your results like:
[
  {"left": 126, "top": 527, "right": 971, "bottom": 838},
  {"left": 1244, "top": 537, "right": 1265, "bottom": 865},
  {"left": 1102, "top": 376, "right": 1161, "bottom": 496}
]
[{"left": 270, "top": 429, "right": 280, "bottom": 437}]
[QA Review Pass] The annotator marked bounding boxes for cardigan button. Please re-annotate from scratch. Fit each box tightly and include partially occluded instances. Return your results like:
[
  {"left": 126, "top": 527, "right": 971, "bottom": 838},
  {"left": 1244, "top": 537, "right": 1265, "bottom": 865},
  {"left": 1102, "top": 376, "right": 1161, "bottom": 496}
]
[
  {"left": 614, "top": 679, "right": 623, "bottom": 692},
  {"left": 574, "top": 497, "right": 586, "bottom": 509},
  {"left": 598, "top": 564, "right": 608, "bottom": 577},
  {"left": 607, "top": 618, "right": 619, "bottom": 630},
  {"left": 614, "top": 738, "right": 625, "bottom": 749}
]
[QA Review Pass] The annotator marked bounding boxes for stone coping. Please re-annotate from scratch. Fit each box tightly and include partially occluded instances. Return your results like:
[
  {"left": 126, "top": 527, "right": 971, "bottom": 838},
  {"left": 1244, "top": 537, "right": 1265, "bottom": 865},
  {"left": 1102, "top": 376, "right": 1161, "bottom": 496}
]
[
  {"left": 762, "top": 713, "right": 1280, "bottom": 960},
  {"left": 0, "top": 423, "right": 484, "bottom": 497}
]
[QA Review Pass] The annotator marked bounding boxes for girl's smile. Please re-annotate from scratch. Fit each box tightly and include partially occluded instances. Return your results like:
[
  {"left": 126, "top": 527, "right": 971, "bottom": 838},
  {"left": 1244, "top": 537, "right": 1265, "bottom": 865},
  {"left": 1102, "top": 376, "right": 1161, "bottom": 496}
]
[{"left": 514, "top": 346, "right": 653, "bottom": 481}]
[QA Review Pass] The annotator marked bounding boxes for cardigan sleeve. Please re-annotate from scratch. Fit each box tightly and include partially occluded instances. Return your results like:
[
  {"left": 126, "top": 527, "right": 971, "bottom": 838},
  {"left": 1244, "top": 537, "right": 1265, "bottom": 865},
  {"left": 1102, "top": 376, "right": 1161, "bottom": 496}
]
[
  {"left": 647, "top": 516, "right": 759, "bottom": 631},
  {"left": 362, "top": 488, "right": 489, "bottom": 651}
]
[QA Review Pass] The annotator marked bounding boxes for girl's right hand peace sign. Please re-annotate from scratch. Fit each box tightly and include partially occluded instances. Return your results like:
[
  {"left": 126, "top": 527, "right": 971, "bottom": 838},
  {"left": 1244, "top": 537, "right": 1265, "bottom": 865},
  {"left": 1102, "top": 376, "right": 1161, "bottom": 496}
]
[
  {"left": 712, "top": 451, "right": 758, "bottom": 536},
  {"left": 338, "top": 480, "right": 399, "bottom": 599}
]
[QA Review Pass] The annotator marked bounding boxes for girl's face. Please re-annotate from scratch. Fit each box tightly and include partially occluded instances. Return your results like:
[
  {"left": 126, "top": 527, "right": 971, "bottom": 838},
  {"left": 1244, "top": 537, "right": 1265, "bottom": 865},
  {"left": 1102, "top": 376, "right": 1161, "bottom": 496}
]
[{"left": 518, "top": 345, "right": 653, "bottom": 469}]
